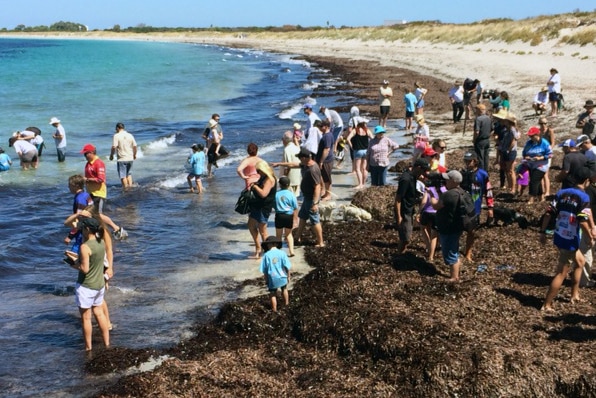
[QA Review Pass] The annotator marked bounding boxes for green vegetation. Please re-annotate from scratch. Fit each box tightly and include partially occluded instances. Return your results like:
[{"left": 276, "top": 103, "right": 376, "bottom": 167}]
[{"left": 3, "top": 11, "right": 596, "bottom": 47}]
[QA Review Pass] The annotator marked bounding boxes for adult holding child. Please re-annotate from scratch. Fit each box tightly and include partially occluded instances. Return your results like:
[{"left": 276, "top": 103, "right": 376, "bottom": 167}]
[{"left": 412, "top": 115, "right": 430, "bottom": 161}]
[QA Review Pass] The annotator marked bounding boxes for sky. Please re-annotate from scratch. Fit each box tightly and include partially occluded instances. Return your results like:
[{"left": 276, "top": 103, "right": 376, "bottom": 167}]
[{"left": 0, "top": 0, "right": 593, "bottom": 30}]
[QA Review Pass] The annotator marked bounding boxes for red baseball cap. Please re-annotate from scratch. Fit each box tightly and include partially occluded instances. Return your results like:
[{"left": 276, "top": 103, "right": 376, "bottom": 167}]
[
  {"left": 80, "top": 144, "right": 96, "bottom": 154},
  {"left": 527, "top": 126, "right": 541, "bottom": 136}
]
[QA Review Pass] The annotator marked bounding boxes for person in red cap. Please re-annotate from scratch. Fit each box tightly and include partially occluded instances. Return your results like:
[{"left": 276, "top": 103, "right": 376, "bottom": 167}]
[
  {"left": 80, "top": 144, "right": 107, "bottom": 213},
  {"left": 522, "top": 126, "right": 553, "bottom": 203}
]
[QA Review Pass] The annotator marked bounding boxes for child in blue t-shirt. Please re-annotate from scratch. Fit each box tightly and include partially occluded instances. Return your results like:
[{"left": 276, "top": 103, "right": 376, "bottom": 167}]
[
  {"left": 259, "top": 236, "right": 291, "bottom": 312},
  {"left": 274, "top": 176, "right": 298, "bottom": 257},
  {"left": 63, "top": 175, "right": 94, "bottom": 264},
  {"left": 187, "top": 143, "right": 205, "bottom": 193},
  {"left": 0, "top": 147, "right": 12, "bottom": 171}
]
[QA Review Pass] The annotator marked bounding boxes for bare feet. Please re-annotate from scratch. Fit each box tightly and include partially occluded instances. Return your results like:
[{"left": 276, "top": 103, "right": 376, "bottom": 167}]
[{"left": 540, "top": 305, "right": 555, "bottom": 312}]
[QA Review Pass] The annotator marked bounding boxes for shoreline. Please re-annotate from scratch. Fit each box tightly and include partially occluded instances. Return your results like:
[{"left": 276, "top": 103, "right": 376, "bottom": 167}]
[{"left": 9, "top": 32, "right": 596, "bottom": 396}]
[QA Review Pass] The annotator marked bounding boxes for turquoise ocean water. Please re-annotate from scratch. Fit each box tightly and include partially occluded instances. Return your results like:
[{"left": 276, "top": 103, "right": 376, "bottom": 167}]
[{"left": 0, "top": 37, "right": 409, "bottom": 396}]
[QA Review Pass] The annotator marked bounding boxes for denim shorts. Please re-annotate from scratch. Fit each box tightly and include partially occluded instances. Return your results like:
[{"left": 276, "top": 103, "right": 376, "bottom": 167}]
[
  {"left": 298, "top": 198, "right": 320, "bottom": 225},
  {"left": 439, "top": 232, "right": 462, "bottom": 266},
  {"left": 249, "top": 207, "right": 271, "bottom": 224},
  {"left": 354, "top": 149, "right": 367, "bottom": 159},
  {"left": 117, "top": 161, "right": 133, "bottom": 179}
]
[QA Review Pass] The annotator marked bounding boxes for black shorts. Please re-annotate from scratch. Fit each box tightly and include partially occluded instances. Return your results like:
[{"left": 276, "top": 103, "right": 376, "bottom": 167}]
[
  {"left": 420, "top": 212, "right": 438, "bottom": 230},
  {"left": 275, "top": 213, "right": 294, "bottom": 229},
  {"left": 405, "top": 110, "right": 414, "bottom": 118},
  {"left": 379, "top": 105, "right": 390, "bottom": 116},
  {"left": 549, "top": 92, "right": 559, "bottom": 102}
]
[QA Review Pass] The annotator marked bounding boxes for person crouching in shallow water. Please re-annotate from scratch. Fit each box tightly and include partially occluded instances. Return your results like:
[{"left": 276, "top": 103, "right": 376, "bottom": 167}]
[
  {"left": 540, "top": 167, "right": 595, "bottom": 311},
  {"left": 260, "top": 236, "right": 291, "bottom": 312},
  {"left": 431, "top": 170, "right": 466, "bottom": 282},
  {"left": 69, "top": 217, "right": 110, "bottom": 351}
]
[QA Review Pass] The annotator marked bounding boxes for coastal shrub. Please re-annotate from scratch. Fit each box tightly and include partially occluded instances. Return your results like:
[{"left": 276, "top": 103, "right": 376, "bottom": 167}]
[{"left": 561, "top": 28, "right": 596, "bottom": 46}]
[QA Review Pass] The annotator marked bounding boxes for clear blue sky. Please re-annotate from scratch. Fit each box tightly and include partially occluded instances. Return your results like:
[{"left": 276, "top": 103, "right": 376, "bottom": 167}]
[{"left": 0, "top": 0, "right": 592, "bottom": 30}]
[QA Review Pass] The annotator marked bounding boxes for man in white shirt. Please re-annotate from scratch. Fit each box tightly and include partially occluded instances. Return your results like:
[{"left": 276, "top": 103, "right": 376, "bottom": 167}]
[
  {"left": 50, "top": 117, "right": 67, "bottom": 162},
  {"left": 448, "top": 81, "right": 465, "bottom": 123},
  {"left": 319, "top": 105, "right": 344, "bottom": 150},
  {"left": 109, "top": 122, "right": 137, "bottom": 188},
  {"left": 303, "top": 104, "right": 320, "bottom": 132},
  {"left": 301, "top": 120, "right": 323, "bottom": 156},
  {"left": 532, "top": 87, "right": 549, "bottom": 115}
]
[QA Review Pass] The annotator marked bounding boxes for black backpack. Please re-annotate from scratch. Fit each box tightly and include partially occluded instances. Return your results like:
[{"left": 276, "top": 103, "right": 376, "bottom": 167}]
[{"left": 457, "top": 187, "right": 479, "bottom": 232}]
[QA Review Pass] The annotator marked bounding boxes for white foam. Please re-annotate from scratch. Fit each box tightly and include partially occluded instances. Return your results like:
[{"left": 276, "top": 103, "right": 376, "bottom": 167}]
[{"left": 143, "top": 134, "right": 177, "bottom": 153}]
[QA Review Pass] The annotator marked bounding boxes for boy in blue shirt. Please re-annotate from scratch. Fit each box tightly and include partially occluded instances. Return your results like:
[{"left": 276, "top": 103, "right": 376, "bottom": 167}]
[
  {"left": 187, "top": 143, "right": 205, "bottom": 193},
  {"left": 259, "top": 236, "right": 291, "bottom": 312},
  {"left": 0, "top": 147, "right": 12, "bottom": 171},
  {"left": 275, "top": 176, "right": 298, "bottom": 257}
]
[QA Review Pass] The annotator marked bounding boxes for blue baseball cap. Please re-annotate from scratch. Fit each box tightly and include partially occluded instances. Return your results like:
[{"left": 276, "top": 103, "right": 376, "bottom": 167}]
[
  {"left": 559, "top": 139, "right": 576, "bottom": 148},
  {"left": 303, "top": 104, "right": 313, "bottom": 110},
  {"left": 374, "top": 126, "right": 386, "bottom": 135}
]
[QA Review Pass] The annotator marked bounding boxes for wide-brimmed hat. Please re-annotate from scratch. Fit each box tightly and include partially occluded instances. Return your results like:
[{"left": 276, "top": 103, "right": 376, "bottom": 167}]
[
  {"left": 584, "top": 100, "right": 594, "bottom": 108},
  {"left": 49, "top": 117, "right": 60, "bottom": 125},
  {"left": 492, "top": 109, "right": 508, "bottom": 120},
  {"left": 414, "top": 114, "right": 425, "bottom": 122},
  {"left": 208, "top": 119, "right": 218, "bottom": 128},
  {"left": 373, "top": 126, "right": 386, "bottom": 135},
  {"left": 80, "top": 143, "right": 96, "bottom": 154},
  {"left": 527, "top": 126, "right": 541, "bottom": 136},
  {"left": 505, "top": 113, "right": 517, "bottom": 123}
]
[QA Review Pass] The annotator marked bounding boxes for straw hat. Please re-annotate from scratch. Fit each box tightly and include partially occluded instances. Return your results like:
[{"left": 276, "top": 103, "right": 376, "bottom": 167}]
[
  {"left": 505, "top": 113, "right": 517, "bottom": 123},
  {"left": 414, "top": 114, "right": 425, "bottom": 123},
  {"left": 492, "top": 108, "right": 509, "bottom": 120}
]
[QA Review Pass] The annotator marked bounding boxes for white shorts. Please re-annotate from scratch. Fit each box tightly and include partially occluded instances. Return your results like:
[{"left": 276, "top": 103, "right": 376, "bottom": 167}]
[{"left": 75, "top": 283, "right": 105, "bottom": 309}]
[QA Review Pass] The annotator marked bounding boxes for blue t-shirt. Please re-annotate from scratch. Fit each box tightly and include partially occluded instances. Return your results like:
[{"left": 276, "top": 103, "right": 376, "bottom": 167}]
[
  {"left": 73, "top": 190, "right": 93, "bottom": 214},
  {"left": 259, "top": 247, "right": 291, "bottom": 290},
  {"left": 189, "top": 151, "right": 205, "bottom": 175},
  {"left": 550, "top": 187, "right": 591, "bottom": 251},
  {"left": 0, "top": 153, "right": 11, "bottom": 171},
  {"left": 316, "top": 132, "right": 335, "bottom": 164},
  {"left": 404, "top": 92, "right": 417, "bottom": 112},
  {"left": 275, "top": 189, "right": 298, "bottom": 215},
  {"left": 522, "top": 138, "right": 552, "bottom": 172}
]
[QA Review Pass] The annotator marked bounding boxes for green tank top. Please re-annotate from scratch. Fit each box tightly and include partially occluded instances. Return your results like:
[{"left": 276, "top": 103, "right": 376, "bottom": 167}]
[{"left": 77, "top": 238, "right": 106, "bottom": 291}]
